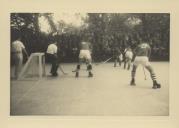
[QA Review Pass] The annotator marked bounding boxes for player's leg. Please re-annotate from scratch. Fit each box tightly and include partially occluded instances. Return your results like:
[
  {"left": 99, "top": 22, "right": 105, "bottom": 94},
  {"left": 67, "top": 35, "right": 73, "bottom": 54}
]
[
  {"left": 86, "top": 61, "right": 93, "bottom": 77},
  {"left": 124, "top": 59, "right": 127, "bottom": 69},
  {"left": 123, "top": 53, "right": 126, "bottom": 69},
  {"left": 50, "top": 55, "right": 55, "bottom": 76},
  {"left": 48, "top": 54, "right": 54, "bottom": 75},
  {"left": 130, "top": 64, "right": 138, "bottom": 85},
  {"left": 118, "top": 56, "right": 121, "bottom": 66},
  {"left": 125, "top": 58, "right": 129, "bottom": 70},
  {"left": 86, "top": 51, "right": 93, "bottom": 77},
  {"left": 120, "top": 54, "right": 123, "bottom": 66},
  {"left": 114, "top": 57, "right": 117, "bottom": 67},
  {"left": 124, "top": 53, "right": 128, "bottom": 69},
  {"left": 53, "top": 55, "right": 59, "bottom": 76},
  {"left": 145, "top": 65, "right": 161, "bottom": 89},
  {"left": 75, "top": 50, "right": 83, "bottom": 77},
  {"left": 75, "top": 58, "right": 82, "bottom": 77},
  {"left": 46, "top": 54, "right": 51, "bottom": 74},
  {"left": 14, "top": 54, "right": 19, "bottom": 79},
  {"left": 87, "top": 60, "right": 93, "bottom": 77},
  {"left": 113, "top": 55, "right": 117, "bottom": 67},
  {"left": 127, "top": 59, "right": 132, "bottom": 70},
  {"left": 51, "top": 57, "right": 56, "bottom": 76},
  {"left": 130, "top": 56, "right": 140, "bottom": 85},
  {"left": 14, "top": 53, "right": 23, "bottom": 79}
]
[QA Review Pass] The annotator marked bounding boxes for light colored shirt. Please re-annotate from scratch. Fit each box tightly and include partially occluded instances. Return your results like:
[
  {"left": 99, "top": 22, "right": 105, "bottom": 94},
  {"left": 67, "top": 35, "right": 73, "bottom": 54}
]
[
  {"left": 124, "top": 48, "right": 132, "bottom": 53},
  {"left": 11, "top": 40, "right": 25, "bottom": 53},
  {"left": 46, "top": 44, "right": 58, "bottom": 54}
]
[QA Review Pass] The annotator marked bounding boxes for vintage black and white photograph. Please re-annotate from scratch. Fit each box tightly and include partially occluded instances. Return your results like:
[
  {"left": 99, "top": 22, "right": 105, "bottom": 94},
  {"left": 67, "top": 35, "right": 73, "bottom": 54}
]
[{"left": 10, "top": 13, "right": 169, "bottom": 116}]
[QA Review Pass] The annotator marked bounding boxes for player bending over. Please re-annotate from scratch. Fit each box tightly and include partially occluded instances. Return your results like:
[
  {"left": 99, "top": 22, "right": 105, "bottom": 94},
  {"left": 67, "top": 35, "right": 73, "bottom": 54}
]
[
  {"left": 75, "top": 41, "right": 93, "bottom": 77},
  {"left": 46, "top": 40, "right": 59, "bottom": 77},
  {"left": 130, "top": 39, "right": 161, "bottom": 89},
  {"left": 124, "top": 46, "right": 133, "bottom": 70}
]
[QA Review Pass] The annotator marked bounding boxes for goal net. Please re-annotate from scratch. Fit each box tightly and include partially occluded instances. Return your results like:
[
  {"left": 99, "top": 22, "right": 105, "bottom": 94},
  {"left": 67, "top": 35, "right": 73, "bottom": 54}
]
[{"left": 18, "top": 53, "right": 46, "bottom": 80}]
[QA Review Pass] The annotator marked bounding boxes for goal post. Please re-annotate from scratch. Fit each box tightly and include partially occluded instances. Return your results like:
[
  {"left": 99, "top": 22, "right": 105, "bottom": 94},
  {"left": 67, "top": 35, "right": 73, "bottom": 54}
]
[{"left": 18, "top": 53, "right": 46, "bottom": 80}]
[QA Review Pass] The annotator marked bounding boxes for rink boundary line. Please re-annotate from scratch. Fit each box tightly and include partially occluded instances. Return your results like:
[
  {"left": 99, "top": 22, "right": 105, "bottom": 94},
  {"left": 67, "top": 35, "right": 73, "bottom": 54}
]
[{"left": 13, "top": 79, "right": 43, "bottom": 108}]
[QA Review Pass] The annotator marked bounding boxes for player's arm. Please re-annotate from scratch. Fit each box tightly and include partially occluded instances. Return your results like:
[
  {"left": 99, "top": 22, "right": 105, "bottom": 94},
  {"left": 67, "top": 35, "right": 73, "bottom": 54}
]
[
  {"left": 22, "top": 48, "right": 28, "bottom": 57},
  {"left": 20, "top": 41, "right": 29, "bottom": 58}
]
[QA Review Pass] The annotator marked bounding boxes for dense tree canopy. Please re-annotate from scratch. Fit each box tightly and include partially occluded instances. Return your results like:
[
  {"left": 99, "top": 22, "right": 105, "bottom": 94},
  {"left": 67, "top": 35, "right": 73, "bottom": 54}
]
[{"left": 11, "top": 13, "right": 170, "bottom": 62}]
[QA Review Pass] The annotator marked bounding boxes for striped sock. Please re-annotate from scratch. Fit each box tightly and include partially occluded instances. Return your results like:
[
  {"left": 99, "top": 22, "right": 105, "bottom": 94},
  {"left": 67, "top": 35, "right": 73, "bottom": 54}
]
[
  {"left": 131, "top": 65, "right": 137, "bottom": 79},
  {"left": 145, "top": 66, "right": 157, "bottom": 81}
]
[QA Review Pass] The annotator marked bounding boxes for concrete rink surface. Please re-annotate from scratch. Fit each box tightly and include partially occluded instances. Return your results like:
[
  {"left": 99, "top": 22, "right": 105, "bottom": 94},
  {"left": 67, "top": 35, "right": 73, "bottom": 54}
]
[{"left": 10, "top": 62, "right": 169, "bottom": 116}]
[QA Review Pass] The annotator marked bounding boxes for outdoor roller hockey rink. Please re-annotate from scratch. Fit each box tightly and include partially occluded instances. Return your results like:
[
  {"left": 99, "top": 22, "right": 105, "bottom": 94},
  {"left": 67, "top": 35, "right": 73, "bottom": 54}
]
[{"left": 10, "top": 61, "right": 169, "bottom": 116}]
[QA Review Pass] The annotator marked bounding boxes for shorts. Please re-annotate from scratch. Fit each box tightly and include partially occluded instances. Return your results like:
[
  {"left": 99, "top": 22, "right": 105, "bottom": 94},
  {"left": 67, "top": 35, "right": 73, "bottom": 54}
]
[
  {"left": 125, "top": 51, "right": 133, "bottom": 59},
  {"left": 79, "top": 50, "right": 91, "bottom": 60},
  {"left": 119, "top": 54, "right": 123, "bottom": 60},
  {"left": 133, "top": 56, "right": 151, "bottom": 66}
]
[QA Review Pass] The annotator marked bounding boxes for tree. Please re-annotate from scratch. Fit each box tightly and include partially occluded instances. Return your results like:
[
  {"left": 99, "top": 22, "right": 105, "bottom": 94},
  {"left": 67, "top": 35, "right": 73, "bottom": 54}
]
[{"left": 11, "top": 13, "right": 170, "bottom": 62}]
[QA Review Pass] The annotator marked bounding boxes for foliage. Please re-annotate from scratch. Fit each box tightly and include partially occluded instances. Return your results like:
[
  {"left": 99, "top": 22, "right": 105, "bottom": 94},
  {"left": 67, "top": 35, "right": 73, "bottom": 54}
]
[{"left": 10, "top": 13, "right": 170, "bottom": 62}]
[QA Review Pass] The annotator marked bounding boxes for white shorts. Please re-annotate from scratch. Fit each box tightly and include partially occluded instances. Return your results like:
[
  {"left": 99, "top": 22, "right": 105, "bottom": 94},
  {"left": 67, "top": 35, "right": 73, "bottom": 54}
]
[
  {"left": 133, "top": 56, "right": 151, "bottom": 66},
  {"left": 119, "top": 54, "right": 123, "bottom": 60},
  {"left": 125, "top": 51, "right": 133, "bottom": 59},
  {"left": 79, "top": 50, "right": 91, "bottom": 60}
]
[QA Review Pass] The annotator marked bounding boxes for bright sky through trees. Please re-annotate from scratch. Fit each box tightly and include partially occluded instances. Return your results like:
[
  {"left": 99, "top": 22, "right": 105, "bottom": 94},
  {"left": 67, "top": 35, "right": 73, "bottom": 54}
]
[{"left": 38, "top": 13, "right": 88, "bottom": 34}]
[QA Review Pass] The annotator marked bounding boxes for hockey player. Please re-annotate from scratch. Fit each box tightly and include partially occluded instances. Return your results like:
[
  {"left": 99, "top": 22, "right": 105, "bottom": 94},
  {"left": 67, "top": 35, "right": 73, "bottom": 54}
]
[
  {"left": 130, "top": 39, "right": 161, "bottom": 89},
  {"left": 11, "top": 32, "right": 29, "bottom": 79},
  {"left": 75, "top": 41, "right": 93, "bottom": 77},
  {"left": 112, "top": 47, "right": 123, "bottom": 67},
  {"left": 46, "top": 40, "right": 59, "bottom": 77},
  {"left": 124, "top": 46, "right": 133, "bottom": 70}
]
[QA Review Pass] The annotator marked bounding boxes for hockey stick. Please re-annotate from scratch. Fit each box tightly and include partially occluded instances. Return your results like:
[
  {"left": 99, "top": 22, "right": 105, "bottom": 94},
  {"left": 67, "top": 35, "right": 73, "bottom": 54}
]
[
  {"left": 59, "top": 64, "right": 68, "bottom": 75},
  {"left": 143, "top": 66, "right": 147, "bottom": 80},
  {"left": 72, "top": 70, "right": 78, "bottom": 73},
  {"left": 72, "top": 68, "right": 87, "bottom": 72},
  {"left": 95, "top": 57, "right": 112, "bottom": 65}
]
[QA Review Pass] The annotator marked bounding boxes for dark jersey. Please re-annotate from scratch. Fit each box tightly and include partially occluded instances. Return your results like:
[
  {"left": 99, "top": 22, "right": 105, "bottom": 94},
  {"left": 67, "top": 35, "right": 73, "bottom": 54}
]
[
  {"left": 113, "top": 47, "right": 121, "bottom": 57},
  {"left": 134, "top": 43, "right": 151, "bottom": 57},
  {"left": 80, "top": 41, "right": 91, "bottom": 50}
]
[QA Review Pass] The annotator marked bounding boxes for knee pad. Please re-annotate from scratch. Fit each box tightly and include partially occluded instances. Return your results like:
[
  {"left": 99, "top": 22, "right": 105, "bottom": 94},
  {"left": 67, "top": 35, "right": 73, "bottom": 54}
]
[
  {"left": 77, "top": 65, "right": 80, "bottom": 70},
  {"left": 87, "top": 64, "right": 92, "bottom": 70}
]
